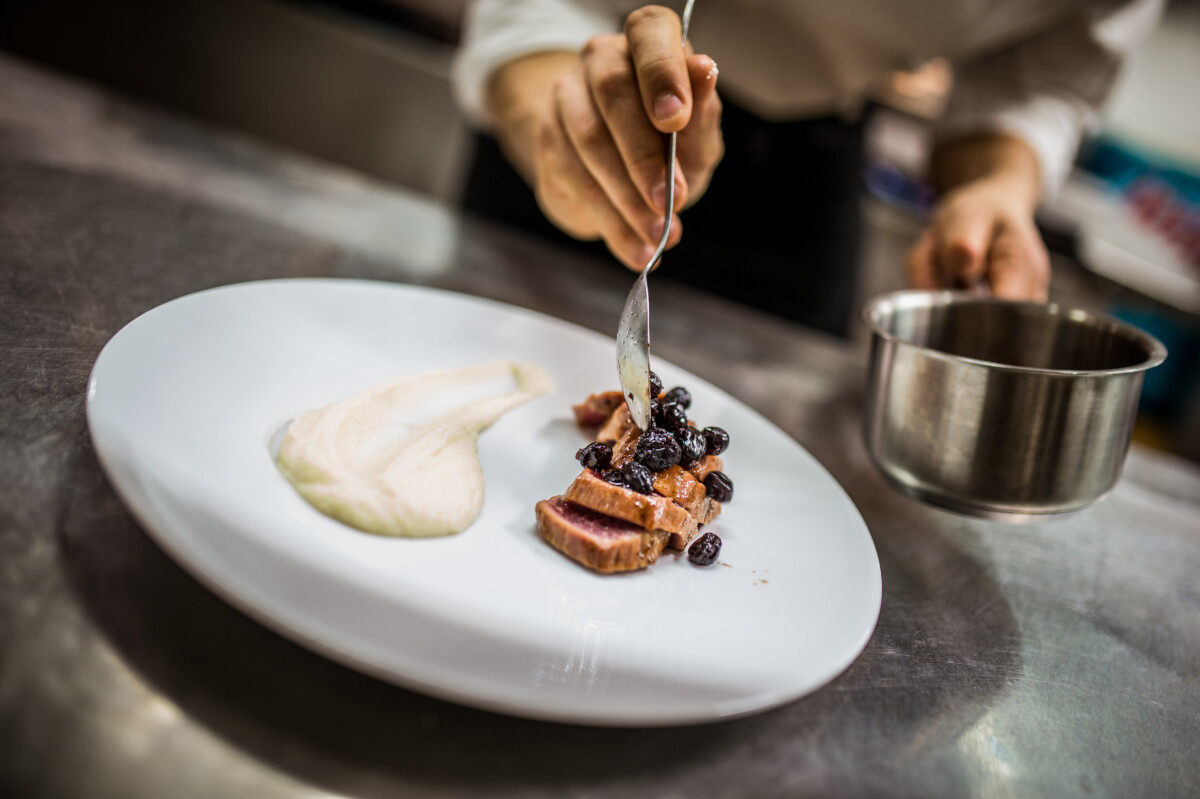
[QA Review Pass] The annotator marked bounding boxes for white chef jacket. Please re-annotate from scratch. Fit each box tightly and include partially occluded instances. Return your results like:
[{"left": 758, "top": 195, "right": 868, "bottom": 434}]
[{"left": 452, "top": 0, "right": 1163, "bottom": 193}]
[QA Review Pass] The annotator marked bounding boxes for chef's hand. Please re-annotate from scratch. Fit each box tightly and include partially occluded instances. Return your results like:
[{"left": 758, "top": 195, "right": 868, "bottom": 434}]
[
  {"left": 906, "top": 134, "right": 1050, "bottom": 300},
  {"left": 487, "top": 5, "right": 723, "bottom": 270}
]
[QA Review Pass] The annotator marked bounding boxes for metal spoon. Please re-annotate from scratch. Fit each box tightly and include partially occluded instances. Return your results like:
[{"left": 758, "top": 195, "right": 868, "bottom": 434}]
[{"left": 616, "top": 0, "right": 696, "bottom": 432}]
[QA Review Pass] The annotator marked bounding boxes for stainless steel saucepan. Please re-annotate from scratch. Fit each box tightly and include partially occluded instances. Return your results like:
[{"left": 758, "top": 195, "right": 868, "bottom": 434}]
[{"left": 862, "top": 291, "right": 1167, "bottom": 520}]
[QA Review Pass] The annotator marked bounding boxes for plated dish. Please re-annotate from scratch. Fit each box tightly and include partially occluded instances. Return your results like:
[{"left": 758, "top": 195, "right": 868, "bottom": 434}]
[
  {"left": 86, "top": 278, "right": 881, "bottom": 725},
  {"left": 537, "top": 380, "right": 734, "bottom": 573}
]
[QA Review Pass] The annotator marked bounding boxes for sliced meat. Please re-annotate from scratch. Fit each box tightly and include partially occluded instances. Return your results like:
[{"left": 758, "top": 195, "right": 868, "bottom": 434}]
[
  {"left": 610, "top": 421, "right": 641, "bottom": 467},
  {"left": 653, "top": 465, "right": 709, "bottom": 521},
  {"left": 653, "top": 465, "right": 722, "bottom": 549},
  {"left": 695, "top": 497, "right": 721, "bottom": 526},
  {"left": 536, "top": 496, "right": 668, "bottom": 573},
  {"left": 664, "top": 523, "right": 700, "bottom": 552},
  {"left": 572, "top": 391, "right": 626, "bottom": 427},
  {"left": 564, "top": 469, "right": 698, "bottom": 541},
  {"left": 596, "top": 402, "right": 636, "bottom": 445}
]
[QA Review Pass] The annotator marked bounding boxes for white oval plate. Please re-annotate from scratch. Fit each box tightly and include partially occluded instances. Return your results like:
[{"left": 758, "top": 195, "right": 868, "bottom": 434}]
[{"left": 87, "top": 278, "right": 881, "bottom": 726}]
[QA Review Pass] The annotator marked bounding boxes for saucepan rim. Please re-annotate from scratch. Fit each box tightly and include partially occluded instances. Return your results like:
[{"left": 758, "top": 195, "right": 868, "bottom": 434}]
[{"left": 861, "top": 290, "right": 1168, "bottom": 377}]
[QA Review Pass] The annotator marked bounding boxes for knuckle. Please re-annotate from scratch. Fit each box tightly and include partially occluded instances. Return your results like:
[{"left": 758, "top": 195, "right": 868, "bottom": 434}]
[
  {"left": 573, "top": 116, "right": 609, "bottom": 153},
  {"left": 948, "top": 237, "right": 984, "bottom": 262},
  {"left": 590, "top": 64, "right": 632, "bottom": 109},
  {"left": 991, "top": 231, "right": 1036, "bottom": 266},
  {"left": 630, "top": 149, "right": 668, "bottom": 183},
  {"left": 639, "top": 53, "right": 681, "bottom": 86}
]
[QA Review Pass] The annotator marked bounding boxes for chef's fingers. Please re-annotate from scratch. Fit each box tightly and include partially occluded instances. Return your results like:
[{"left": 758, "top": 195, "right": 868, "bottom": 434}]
[
  {"left": 583, "top": 33, "right": 688, "bottom": 222},
  {"left": 987, "top": 224, "right": 1050, "bottom": 301},
  {"left": 612, "top": 214, "right": 683, "bottom": 271},
  {"left": 905, "top": 229, "right": 940, "bottom": 289},
  {"left": 624, "top": 5, "right": 691, "bottom": 134},
  {"left": 660, "top": 212, "right": 685, "bottom": 247},
  {"left": 676, "top": 54, "right": 723, "bottom": 208},
  {"left": 533, "top": 104, "right": 649, "bottom": 266},
  {"left": 934, "top": 203, "right": 992, "bottom": 289},
  {"left": 558, "top": 58, "right": 667, "bottom": 245},
  {"left": 640, "top": 213, "right": 685, "bottom": 268},
  {"left": 538, "top": 137, "right": 682, "bottom": 273}
]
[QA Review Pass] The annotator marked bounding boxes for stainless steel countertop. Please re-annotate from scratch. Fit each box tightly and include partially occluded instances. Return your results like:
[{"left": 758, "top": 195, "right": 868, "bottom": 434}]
[{"left": 2, "top": 53, "right": 1198, "bottom": 799}]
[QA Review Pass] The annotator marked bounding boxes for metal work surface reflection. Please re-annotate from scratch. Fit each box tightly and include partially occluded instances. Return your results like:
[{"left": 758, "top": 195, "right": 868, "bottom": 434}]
[{"left": 1, "top": 52, "right": 1198, "bottom": 799}]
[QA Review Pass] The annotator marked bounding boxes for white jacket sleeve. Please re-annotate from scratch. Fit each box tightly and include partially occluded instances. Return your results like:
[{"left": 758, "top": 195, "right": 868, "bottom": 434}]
[
  {"left": 452, "top": 0, "right": 621, "bottom": 129},
  {"left": 936, "top": 0, "right": 1163, "bottom": 196}
]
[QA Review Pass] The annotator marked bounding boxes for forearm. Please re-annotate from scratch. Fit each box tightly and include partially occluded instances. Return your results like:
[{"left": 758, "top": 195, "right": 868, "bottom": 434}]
[
  {"left": 486, "top": 51, "right": 580, "bottom": 183},
  {"left": 930, "top": 133, "right": 1042, "bottom": 212}
]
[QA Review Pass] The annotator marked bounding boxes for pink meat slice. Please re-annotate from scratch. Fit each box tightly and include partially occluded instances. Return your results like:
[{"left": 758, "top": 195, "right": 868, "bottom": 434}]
[{"left": 535, "top": 496, "right": 668, "bottom": 573}]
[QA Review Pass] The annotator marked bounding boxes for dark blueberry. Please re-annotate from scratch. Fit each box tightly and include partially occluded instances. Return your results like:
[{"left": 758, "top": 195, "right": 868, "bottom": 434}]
[
  {"left": 703, "top": 426, "right": 730, "bottom": 456},
  {"left": 634, "top": 427, "right": 682, "bottom": 471},
  {"left": 621, "top": 461, "right": 654, "bottom": 494},
  {"left": 599, "top": 468, "right": 628, "bottom": 487},
  {"left": 675, "top": 426, "right": 707, "bottom": 464},
  {"left": 659, "top": 401, "right": 688, "bottom": 430},
  {"left": 688, "top": 532, "right": 722, "bottom": 566},
  {"left": 648, "top": 370, "right": 664, "bottom": 399},
  {"left": 575, "top": 442, "right": 613, "bottom": 470},
  {"left": 649, "top": 397, "right": 662, "bottom": 425},
  {"left": 703, "top": 471, "right": 734, "bottom": 503},
  {"left": 664, "top": 386, "right": 692, "bottom": 408}
]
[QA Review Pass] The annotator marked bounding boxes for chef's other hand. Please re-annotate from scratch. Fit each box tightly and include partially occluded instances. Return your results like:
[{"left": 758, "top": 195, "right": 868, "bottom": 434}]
[
  {"left": 487, "top": 5, "right": 723, "bottom": 270},
  {"left": 906, "top": 134, "right": 1050, "bottom": 301}
]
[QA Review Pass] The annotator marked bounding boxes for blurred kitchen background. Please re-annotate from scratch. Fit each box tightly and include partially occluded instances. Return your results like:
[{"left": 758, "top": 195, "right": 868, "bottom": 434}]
[{"left": 2, "top": 0, "right": 1198, "bottom": 461}]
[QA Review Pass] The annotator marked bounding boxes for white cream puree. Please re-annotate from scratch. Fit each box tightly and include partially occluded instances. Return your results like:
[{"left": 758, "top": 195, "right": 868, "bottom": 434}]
[{"left": 277, "top": 360, "right": 552, "bottom": 537}]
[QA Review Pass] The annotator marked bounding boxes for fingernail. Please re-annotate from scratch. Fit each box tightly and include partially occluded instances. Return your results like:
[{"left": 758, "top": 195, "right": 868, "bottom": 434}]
[
  {"left": 651, "top": 182, "right": 667, "bottom": 209},
  {"left": 653, "top": 93, "right": 683, "bottom": 120},
  {"left": 637, "top": 243, "right": 656, "bottom": 265}
]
